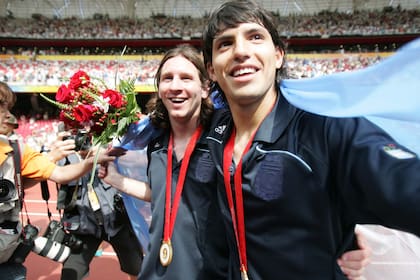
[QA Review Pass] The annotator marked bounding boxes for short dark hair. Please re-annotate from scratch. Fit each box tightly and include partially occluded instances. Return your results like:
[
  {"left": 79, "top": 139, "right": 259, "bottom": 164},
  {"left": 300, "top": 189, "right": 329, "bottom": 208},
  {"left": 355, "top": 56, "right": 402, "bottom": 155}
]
[
  {"left": 203, "top": 0, "right": 286, "bottom": 81},
  {"left": 146, "top": 44, "right": 213, "bottom": 129}
]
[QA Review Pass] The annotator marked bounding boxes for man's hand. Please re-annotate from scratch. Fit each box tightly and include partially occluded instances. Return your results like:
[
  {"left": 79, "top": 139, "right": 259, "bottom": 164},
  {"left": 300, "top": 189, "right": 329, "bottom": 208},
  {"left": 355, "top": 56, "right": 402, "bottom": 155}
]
[
  {"left": 337, "top": 229, "right": 371, "bottom": 280},
  {"left": 46, "top": 131, "right": 76, "bottom": 162}
]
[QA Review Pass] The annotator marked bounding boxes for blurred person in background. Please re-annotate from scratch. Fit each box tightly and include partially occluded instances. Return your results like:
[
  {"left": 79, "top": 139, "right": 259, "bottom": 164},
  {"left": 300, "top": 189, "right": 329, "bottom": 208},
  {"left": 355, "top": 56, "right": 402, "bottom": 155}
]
[{"left": 0, "top": 113, "right": 19, "bottom": 138}]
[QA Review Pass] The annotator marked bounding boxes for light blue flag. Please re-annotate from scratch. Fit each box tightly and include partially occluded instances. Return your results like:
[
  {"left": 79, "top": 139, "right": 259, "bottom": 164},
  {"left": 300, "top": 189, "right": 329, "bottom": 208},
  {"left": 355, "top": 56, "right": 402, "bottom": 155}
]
[
  {"left": 281, "top": 37, "right": 420, "bottom": 155},
  {"left": 114, "top": 148, "right": 151, "bottom": 249},
  {"left": 112, "top": 117, "right": 162, "bottom": 249},
  {"left": 116, "top": 116, "right": 162, "bottom": 150}
]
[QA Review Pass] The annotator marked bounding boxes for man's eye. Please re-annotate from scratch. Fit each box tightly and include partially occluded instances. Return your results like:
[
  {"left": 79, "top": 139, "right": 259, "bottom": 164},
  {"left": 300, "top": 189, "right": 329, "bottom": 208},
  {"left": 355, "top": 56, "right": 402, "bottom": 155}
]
[
  {"left": 217, "top": 41, "right": 231, "bottom": 49},
  {"left": 162, "top": 76, "right": 173, "bottom": 81}
]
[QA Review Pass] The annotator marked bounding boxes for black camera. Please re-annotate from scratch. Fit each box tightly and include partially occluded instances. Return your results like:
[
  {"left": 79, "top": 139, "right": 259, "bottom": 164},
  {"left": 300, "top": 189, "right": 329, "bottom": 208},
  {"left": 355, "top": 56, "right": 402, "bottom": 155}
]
[
  {"left": 9, "top": 224, "right": 39, "bottom": 263},
  {"left": 113, "top": 193, "right": 126, "bottom": 214},
  {"left": 31, "top": 220, "right": 84, "bottom": 262},
  {"left": 63, "top": 129, "right": 92, "bottom": 151},
  {"left": 41, "top": 220, "right": 83, "bottom": 252},
  {"left": 0, "top": 178, "right": 17, "bottom": 203},
  {"left": 113, "top": 193, "right": 129, "bottom": 226}
]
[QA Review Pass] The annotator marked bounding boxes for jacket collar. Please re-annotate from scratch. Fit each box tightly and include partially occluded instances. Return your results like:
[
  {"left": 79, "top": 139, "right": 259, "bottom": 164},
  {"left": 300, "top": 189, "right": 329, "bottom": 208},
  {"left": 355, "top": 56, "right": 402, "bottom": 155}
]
[
  {"left": 207, "top": 89, "right": 297, "bottom": 147},
  {"left": 254, "top": 90, "right": 297, "bottom": 145}
]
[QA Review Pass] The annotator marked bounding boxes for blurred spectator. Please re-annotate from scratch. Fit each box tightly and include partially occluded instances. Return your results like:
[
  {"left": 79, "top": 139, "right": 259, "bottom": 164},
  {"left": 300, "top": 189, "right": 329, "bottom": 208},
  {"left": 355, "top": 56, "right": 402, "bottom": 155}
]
[
  {"left": 0, "top": 113, "right": 19, "bottom": 137},
  {"left": 0, "top": 9, "right": 418, "bottom": 40}
]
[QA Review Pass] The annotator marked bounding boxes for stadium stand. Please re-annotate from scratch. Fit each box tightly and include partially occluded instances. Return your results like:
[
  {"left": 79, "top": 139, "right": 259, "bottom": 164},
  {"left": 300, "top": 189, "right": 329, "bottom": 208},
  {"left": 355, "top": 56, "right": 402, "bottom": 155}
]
[{"left": 0, "top": 0, "right": 418, "bottom": 147}]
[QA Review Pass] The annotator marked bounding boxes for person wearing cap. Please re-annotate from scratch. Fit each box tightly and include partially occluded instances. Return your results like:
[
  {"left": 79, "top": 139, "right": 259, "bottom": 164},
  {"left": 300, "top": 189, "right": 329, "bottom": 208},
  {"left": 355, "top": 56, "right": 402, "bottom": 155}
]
[{"left": 0, "top": 113, "right": 19, "bottom": 137}]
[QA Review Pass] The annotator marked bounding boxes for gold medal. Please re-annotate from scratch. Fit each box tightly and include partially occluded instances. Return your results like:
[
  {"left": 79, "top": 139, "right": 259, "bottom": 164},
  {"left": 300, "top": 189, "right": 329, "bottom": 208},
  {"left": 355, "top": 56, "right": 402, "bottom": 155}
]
[
  {"left": 159, "top": 240, "right": 173, "bottom": 266},
  {"left": 160, "top": 128, "right": 202, "bottom": 268},
  {"left": 240, "top": 267, "right": 249, "bottom": 280},
  {"left": 241, "top": 270, "right": 249, "bottom": 280}
]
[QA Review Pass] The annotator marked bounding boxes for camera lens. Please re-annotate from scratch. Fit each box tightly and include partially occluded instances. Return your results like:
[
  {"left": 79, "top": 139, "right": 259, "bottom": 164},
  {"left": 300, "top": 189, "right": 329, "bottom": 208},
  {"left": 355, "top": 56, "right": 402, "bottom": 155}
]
[
  {"left": 0, "top": 179, "right": 17, "bottom": 202},
  {"left": 33, "top": 236, "right": 71, "bottom": 263}
]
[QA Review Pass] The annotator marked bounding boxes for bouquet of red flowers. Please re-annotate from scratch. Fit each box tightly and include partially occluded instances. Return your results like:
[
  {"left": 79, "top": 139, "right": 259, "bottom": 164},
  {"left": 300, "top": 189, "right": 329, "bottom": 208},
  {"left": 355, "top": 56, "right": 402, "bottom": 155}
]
[{"left": 41, "top": 70, "right": 142, "bottom": 146}]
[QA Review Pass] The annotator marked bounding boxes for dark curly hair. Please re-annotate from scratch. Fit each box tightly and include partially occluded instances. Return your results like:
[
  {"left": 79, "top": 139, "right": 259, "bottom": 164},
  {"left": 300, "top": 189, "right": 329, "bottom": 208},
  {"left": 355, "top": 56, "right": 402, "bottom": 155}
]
[{"left": 146, "top": 44, "right": 213, "bottom": 130}]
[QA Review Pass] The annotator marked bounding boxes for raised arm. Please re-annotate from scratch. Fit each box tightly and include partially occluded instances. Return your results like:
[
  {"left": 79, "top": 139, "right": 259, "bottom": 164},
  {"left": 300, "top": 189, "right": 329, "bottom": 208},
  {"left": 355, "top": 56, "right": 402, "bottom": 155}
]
[
  {"left": 98, "top": 161, "right": 151, "bottom": 202},
  {"left": 48, "top": 147, "right": 115, "bottom": 184}
]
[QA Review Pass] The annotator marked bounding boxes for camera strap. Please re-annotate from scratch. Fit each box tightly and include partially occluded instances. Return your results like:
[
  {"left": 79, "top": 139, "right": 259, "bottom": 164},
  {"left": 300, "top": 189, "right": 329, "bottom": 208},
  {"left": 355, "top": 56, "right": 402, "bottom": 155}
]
[
  {"left": 9, "top": 140, "right": 22, "bottom": 201},
  {"left": 9, "top": 139, "right": 31, "bottom": 225},
  {"left": 41, "top": 180, "right": 53, "bottom": 221}
]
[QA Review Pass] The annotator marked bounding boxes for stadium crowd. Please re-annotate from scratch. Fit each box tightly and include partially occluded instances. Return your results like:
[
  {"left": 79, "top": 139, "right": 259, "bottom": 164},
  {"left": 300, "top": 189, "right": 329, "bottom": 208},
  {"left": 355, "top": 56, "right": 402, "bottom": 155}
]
[
  {"left": 1, "top": 5, "right": 416, "bottom": 157},
  {"left": 0, "top": 8, "right": 419, "bottom": 40},
  {"left": 0, "top": 53, "right": 384, "bottom": 88},
  {"left": 0, "top": 57, "right": 160, "bottom": 88},
  {"left": 6, "top": 51, "right": 385, "bottom": 153}
]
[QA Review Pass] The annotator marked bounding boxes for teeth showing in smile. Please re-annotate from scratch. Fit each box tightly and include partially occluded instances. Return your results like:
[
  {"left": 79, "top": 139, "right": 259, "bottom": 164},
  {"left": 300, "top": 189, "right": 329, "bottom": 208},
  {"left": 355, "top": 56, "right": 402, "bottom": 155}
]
[
  {"left": 233, "top": 67, "right": 256, "bottom": 77},
  {"left": 170, "top": 98, "right": 186, "bottom": 103}
]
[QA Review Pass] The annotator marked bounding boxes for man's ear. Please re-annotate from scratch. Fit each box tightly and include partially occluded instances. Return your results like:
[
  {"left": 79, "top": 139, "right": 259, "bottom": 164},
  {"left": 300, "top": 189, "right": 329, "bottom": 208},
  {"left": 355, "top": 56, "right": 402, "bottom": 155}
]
[
  {"left": 275, "top": 47, "right": 284, "bottom": 69},
  {"left": 207, "top": 63, "right": 216, "bottom": 82},
  {"left": 201, "top": 81, "right": 210, "bottom": 99}
]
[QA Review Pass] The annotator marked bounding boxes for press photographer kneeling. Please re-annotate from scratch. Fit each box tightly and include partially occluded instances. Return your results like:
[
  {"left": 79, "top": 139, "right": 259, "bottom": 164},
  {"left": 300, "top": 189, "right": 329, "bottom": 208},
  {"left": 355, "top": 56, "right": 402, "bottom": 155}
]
[{"left": 42, "top": 128, "right": 144, "bottom": 280}]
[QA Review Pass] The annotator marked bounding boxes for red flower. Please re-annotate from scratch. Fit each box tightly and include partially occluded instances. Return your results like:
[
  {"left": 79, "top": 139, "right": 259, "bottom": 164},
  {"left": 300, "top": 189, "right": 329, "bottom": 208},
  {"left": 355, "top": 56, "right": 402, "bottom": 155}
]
[
  {"left": 59, "top": 111, "right": 81, "bottom": 128},
  {"left": 69, "top": 70, "right": 90, "bottom": 90},
  {"left": 73, "top": 104, "right": 95, "bottom": 123},
  {"left": 41, "top": 71, "right": 141, "bottom": 146},
  {"left": 56, "top": 85, "right": 73, "bottom": 103},
  {"left": 90, "top": 122, "right": 106, "bottom": 134},
  {"left": 102, "top": 89, "right": 125, "bottom": 108}
]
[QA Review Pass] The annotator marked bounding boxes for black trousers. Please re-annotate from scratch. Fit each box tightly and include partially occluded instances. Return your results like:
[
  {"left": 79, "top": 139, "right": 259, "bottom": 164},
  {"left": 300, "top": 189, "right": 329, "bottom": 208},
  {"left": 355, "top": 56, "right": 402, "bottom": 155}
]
[{"left": 60, "top": 223, "right": 143, "bottom": 280}]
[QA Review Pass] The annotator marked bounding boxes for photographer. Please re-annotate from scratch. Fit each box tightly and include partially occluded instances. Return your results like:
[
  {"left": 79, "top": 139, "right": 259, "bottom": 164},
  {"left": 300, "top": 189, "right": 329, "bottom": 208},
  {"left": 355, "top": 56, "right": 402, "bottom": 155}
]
[
  {"left": 46, "top": 128, "right": 143, "bottom": 280},
  {"left": 0, "top": 113, "right": 19, "bottom": 138},
  {"left": 0, "top": 82, "right": 115, "bottom": 280}
]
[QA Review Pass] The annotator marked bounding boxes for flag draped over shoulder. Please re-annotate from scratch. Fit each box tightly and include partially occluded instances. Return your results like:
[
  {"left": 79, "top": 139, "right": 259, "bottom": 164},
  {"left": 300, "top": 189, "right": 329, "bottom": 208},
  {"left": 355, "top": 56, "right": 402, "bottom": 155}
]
[
  {"left": 114, "top": 37, "right": 420, "bottom": 250},
  {"left": 281, "top": 37, "right": 420, "bottom": 154},
  {"left": 281, "top": 38, "right": 420, "bottom": 279}
]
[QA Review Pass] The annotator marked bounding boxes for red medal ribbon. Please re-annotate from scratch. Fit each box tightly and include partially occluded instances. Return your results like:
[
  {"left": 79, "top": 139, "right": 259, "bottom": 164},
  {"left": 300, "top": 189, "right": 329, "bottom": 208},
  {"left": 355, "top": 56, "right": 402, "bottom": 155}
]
[
  {"left": 222, "top": 100, "right": 275, "bottom": 277},
  {"left": 163, "top": 125, "right": 203, "bottom": 243},
  {"left": 223, "top": 128, "right": 256, "bottom": 277}
]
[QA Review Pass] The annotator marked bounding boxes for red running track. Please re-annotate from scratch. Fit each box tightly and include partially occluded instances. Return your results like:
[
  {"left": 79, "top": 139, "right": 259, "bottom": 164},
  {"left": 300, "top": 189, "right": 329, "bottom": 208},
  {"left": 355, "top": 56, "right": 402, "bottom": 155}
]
[{"left": 22, "top": 181, "right": 133, "bottom": 280}]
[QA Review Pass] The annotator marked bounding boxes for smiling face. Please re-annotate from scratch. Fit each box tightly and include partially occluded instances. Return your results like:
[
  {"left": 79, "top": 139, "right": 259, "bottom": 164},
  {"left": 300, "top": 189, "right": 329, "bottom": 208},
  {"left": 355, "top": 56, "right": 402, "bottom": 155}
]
[
  {"left": 157, "top": 55, "right": 209, "bottom": 126},
  {"left": 207, "top": 22, "right": 283, "bottom": 108}
]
